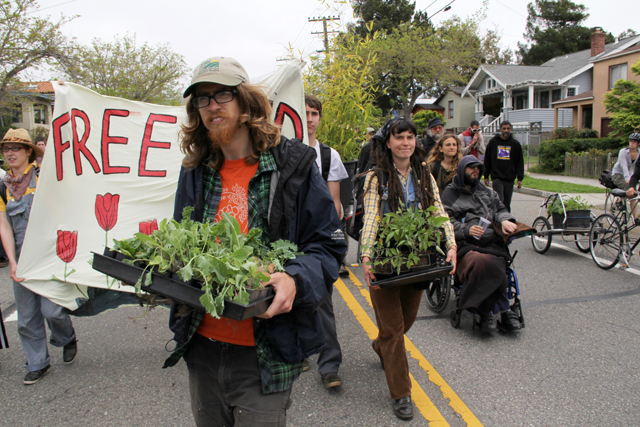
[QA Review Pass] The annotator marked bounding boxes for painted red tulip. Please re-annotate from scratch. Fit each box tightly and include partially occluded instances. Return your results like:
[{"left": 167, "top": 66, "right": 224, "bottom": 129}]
[
  {"left": 95, "top": 193, "right": 120, "bottom": 232},
  {"left": 139, "top": 219, "right": 158, "bottom": 235},
  {"left": 56, "top": 230, "right": 78, "bottom": 263}
]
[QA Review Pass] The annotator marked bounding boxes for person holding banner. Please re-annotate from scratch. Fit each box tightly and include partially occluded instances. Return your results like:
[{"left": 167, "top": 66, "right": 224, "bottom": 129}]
[
  {"left": 0, "top": 128, "right": 77, "bottom": 385},
  {"left": 163, "top": 56, "right": 346, "bottom": 426}
]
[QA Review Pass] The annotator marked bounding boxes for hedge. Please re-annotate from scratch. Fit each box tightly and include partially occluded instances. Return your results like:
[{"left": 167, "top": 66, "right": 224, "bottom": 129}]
[{"left": 538, "top": 137, "right": 627, "bottom": 172}]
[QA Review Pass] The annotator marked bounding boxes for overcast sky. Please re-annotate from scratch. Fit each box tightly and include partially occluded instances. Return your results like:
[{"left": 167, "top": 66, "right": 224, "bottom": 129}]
[{"left": 30, "top": 0, "right": 638, "bottom": 85}]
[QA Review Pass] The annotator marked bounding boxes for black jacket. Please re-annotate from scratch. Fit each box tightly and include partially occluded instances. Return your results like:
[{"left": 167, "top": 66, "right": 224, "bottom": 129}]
[
  {"left": 420, "top": 135, "right": 437, "bottom": 157},
  {"left": 442, "top": 156, "right": 516, "bottom": 260},
  {"left": 170, "top": 137, "right": 347, "bottom": 363},
  {"left": 483, "top": 134, "right": 524, "bottom": 182}
]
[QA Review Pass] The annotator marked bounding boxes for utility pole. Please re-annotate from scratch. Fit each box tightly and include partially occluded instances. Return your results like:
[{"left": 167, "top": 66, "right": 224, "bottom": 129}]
[{"left": 308, "top": 16, "right": 340, "bottom": 54}]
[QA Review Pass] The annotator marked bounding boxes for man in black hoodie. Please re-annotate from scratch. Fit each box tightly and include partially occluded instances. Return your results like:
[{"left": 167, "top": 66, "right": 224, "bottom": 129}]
[
  {"left": 483, "top": 121, "right": 524, "bottom": 212},
  {"left": 441, "top": 155, "right": 523, "bottom": 332}
]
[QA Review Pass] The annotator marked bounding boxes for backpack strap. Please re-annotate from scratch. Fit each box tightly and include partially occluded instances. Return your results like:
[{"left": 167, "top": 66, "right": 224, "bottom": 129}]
[
  {"left": 373, "top": 167, "right": 388, "bottom": 217},
  {"left": 0, "top": 180, "right": 6, "bottom": 206},
  {"left": 319, "top": 142, "right": 331, "bottom": 182}
]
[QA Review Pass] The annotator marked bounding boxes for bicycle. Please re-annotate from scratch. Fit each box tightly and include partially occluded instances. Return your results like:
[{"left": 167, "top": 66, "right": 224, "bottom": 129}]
[{"left": 589, "top": 189, "right": 640, "bottom": 270}]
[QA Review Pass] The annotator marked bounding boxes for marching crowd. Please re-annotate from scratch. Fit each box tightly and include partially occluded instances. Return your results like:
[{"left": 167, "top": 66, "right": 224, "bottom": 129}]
[{"left": 1, "top": 55, "right": 639, "bottom": 427}]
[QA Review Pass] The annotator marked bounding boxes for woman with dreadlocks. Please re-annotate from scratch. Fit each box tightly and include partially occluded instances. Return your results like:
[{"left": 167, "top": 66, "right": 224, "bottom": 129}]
[{"left": 360, "top": 118, "right": 457, "bottom": 420}]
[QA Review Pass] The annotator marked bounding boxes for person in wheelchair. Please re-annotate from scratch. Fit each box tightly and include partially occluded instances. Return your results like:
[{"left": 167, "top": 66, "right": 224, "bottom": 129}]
[{"left": 441, "top": 155, "right": 523, "bottom": 332}]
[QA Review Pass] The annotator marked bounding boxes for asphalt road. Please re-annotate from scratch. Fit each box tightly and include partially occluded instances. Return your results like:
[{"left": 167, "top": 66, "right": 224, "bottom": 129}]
[{"left": 2, "top": 191, "right": 640, "bottom": 426}]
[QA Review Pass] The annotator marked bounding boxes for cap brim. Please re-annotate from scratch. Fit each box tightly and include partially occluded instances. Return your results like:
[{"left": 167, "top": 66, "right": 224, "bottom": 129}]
[{"left": 183, "top": 75, "right": 244, "bottom": 98}]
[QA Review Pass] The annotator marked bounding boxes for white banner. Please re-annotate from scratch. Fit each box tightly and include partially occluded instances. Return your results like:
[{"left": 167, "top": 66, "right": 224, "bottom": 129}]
[{"left": 17, "top": 59, "right": 306, "bottom": 310}]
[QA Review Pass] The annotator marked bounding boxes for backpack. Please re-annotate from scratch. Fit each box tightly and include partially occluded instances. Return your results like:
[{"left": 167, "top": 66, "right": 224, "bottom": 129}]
[
  {"left": 318, "top": 142, "right": 331, "bottom": 182},
  {"left": 599, "top": 169, "right": 616, "bottom": 189},
  {"left": 344, "top": 167, "right": 388, "bottom": 241}
]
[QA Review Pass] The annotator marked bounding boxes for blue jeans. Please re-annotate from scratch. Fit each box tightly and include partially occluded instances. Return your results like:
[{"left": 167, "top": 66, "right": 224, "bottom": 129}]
[
  {"left": 13, "top": 281, "right": 75, "bottom": 372},
  {"left": 184, "top": 334, "right": 291, "bottom": 427}
]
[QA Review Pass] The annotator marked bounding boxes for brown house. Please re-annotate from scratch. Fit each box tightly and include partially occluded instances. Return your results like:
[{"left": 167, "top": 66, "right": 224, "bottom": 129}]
[{"left": 552, "top": 31, "right": 640, "bottom": 136}]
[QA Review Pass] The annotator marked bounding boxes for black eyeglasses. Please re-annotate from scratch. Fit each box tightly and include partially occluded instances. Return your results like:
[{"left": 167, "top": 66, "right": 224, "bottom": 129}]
[
  {"left": 191, "top": 90, "right": 238, "bottom": 109},
  {"left": 1, "top": 145, "right": 24, "bottom": 153}
]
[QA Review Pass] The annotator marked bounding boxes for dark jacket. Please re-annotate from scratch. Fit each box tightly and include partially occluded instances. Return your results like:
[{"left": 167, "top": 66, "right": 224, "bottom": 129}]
[
  {"left": 170, "top": 137, "right": 347, "bottom": 363},
  {"left": 420, "top": 135, "right": 437, "bottom": 157},
  {"left": 483, "top": 134, "right": 524, "bottom": 182},
  {"left": 441, "top": 156, "right": 516, "bottom": 260}
]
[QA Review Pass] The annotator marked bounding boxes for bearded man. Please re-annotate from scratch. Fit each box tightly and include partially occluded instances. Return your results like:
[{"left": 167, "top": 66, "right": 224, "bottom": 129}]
[
  {"left": 441, "top": 155, "right": 522, "bottom": 332},
  {"left": 165, "top": 56, "right": 347, "bottom": 426},
  {"left": 483, "top": 121, "right": 524, "bottom": 212},
  {"left": 420, "top": 117, "right": 445, "bottom": 157}
]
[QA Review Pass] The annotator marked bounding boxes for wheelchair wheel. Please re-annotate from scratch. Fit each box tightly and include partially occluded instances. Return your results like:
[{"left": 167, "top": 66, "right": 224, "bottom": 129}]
[
  {"left": 450, "top": 310, "right": 461, "bottom": 328},
  {"left": 574, "top": 233, "right": 591, "bottom": 253},
  {"left": 531, "top": 216, "right": 552, "bottom": 254},
  {"left": 424, "top": 276, "right": 452, "bottom": 313},
  {"left": 589, "top": 214, "right": 622, "bottom": 270}
]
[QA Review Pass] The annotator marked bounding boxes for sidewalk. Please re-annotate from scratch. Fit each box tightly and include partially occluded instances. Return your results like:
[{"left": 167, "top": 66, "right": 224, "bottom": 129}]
[{"left": 519, "top": 172, "right": 606, "bottom": 209}]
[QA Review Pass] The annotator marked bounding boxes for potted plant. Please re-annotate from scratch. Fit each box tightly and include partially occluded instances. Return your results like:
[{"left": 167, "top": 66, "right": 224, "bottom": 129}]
[
  {"left": 547, "top": 195, "right": 592, "bottom": 229},
  {"left": 93, "top": 207, "right": 300, "bottom": 320},
  {"left": 365, "top": 204, "right": 450, "bottom": 279}
]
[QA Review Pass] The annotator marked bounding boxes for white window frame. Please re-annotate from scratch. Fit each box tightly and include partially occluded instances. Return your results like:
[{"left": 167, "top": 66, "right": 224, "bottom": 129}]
[
  {"left": 566, "top": 86, "right": 578, "bottom": 98},
  {"left": 609, "top": 63, "right": 628, "bottom": 90},
  {"left": 448, "top": 100, "right": 454, "bottom": 118}
]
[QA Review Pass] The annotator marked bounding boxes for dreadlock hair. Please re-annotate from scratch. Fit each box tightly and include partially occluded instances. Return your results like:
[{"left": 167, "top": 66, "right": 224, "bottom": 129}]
[
  {"left": 179, "top": 82, "right": 281, "bottom": 170},
  {"left": 367, "top": 117, "right": 435, "bottom": 214}
]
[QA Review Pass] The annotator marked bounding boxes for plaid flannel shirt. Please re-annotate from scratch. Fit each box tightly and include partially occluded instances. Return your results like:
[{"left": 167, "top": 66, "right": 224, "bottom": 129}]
[
  {"left": 360, "top": 168, "right": 456, "bottom": 259},
  {"left": 165, "top": 150, "right": 304, "bottom": 394}
]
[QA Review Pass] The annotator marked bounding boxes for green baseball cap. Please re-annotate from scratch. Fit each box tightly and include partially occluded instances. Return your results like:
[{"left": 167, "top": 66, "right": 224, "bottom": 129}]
[{"left": 183, "top": 56, "right": 250, "bottom": 98}]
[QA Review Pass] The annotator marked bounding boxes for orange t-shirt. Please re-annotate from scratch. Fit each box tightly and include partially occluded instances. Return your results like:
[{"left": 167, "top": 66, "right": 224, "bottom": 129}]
[{"left": 196, "top": 158, "right": 260, "bottom": 346}]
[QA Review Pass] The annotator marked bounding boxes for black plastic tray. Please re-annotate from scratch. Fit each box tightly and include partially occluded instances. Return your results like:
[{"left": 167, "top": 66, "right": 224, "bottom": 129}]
[
  {"left": 91, "top": 248, "right": 274, "bottom": 321},
  {"left": 372, "top": 264, "right": 454, "bottom": 288}
]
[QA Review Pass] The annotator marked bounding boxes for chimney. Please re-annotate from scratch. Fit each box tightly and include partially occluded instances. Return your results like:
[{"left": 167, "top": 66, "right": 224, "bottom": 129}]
[{"left": 591, "top": 27, "right": 606, "bottom": 57}]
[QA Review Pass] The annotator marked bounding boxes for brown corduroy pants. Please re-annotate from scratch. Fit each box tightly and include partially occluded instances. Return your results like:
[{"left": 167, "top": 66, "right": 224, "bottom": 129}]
[{"left": 370, "top": 284, "right": 423, "bottom": 400}]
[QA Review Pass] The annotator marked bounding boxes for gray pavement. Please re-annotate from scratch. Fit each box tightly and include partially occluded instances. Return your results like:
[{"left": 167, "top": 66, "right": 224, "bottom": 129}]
[{"left": 2, "top": 190, "right": 640, "bottom": 426}]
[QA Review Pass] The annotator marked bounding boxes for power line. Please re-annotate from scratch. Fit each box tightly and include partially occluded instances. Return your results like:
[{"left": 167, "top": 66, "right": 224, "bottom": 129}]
[{"left": 27, "top": 0, "right": 77, "bottom": 14}]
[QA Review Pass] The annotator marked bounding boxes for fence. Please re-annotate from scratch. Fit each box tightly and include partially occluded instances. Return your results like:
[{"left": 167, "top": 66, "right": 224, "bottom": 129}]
[{"left": 564, "top": 152, "right": 618, "bottom": 178}]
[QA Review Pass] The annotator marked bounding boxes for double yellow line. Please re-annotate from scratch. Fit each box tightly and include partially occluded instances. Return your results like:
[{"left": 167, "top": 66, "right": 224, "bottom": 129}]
[{"left": 334, "top": 269, "right": 483, "bottom": 427}]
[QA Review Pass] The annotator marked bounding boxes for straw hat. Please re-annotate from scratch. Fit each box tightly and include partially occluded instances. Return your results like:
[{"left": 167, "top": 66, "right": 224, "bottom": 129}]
[{"left": 0, "top": 128, "right": 43, "bottom": 159}]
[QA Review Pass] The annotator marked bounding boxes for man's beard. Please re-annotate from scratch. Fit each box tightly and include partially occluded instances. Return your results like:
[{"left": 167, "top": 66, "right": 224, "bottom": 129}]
[
  {"left": 464, "top": 172, "right": 479, "bottom": 187},
  {"left": 207, "top": 115, "right": 238, "bottom": 148},
  {"left": 501, "top": 131, "right": 511, "bottom": 140},
  {"left": 428, "top": 128, "right": 444, "bottom": 142}
]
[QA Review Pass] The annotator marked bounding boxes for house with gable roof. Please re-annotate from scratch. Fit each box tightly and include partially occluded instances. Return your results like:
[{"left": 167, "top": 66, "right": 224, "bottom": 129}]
[
  {"left": 8, "top": 81, "right": 55, "bottom": 132},
  {"left": 462, "top": 29, "right": 640, "bottom": 135}
]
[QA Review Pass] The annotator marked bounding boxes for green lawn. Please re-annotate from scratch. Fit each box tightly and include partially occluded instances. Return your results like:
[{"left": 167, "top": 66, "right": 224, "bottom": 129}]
[{"left": 521, "top": 175, "right": 606, "bottom": 193}]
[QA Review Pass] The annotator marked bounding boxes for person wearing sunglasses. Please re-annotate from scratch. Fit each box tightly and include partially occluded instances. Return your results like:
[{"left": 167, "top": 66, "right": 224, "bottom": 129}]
[{"left": 0, "top": 128, "right": 78, "bottom": 385}]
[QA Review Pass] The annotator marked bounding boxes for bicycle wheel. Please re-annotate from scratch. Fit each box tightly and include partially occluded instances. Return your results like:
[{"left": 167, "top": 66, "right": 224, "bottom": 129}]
[
  {"left": 574, "top": 233, "right": 591, "bottom": 252},
  {"left": 424, "top": 276, "right": 452, "bottom": 313},
  {"left": 589, "top": 213, "right": 622, "bottom": 269},
  {"left": 531, "top": 216, "right": 552, "bottom": 254},
  {"left": 603, "top": 189, "right": 613, "bottom": 213}
]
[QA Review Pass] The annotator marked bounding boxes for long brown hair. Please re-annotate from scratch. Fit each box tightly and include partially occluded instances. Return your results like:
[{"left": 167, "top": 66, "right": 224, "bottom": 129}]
[
  {"left": 179, "top": 82, "right": 281, "bottom": 169},
  {"left": 427, "top": 133, "right": 462, "bottom": 178},
  {"left": 367, "top": 118, "right": 435, "bottom": 213}
]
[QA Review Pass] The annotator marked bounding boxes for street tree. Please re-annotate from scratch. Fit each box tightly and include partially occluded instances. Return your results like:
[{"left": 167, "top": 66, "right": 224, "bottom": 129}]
[
  {"left": 305, "top": 25, "right": 382, "bottom": 161},
  {"left": 350, "top": 0, "right": 429, "bottom": 37},
  {"left": 62, "top": 34, "right": 189, "bottom": 106},
  {"left": 413, "top": 110, "right": 446, "bottom": 134},
  {"left": 372, "top": 18, "right": 482, "bottom": 118},
  {"left": 0, "top": 0, "right": 74, "bottom": 119},
  {"left": 603, "top": 59, "right": 640, "bottom": 136},
  {"left": 517, "top": 0, "right": 614, "bottom": 65},
  {"left": 617, "top": 29, "right": 638, "bottom": 41}
]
